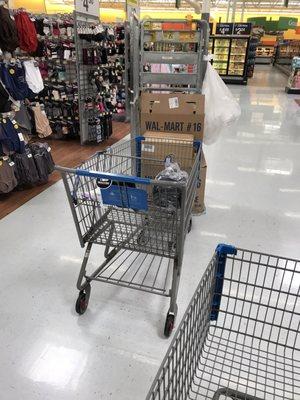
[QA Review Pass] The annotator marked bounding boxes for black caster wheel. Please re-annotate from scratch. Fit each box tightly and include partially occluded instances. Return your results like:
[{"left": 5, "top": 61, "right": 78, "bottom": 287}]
[
  {"left": 137, "top": 232, "right": 148, "bottom": 246},
  {"left": 188, "top": 218, "right": 192, "bottom": 233},
  {"left": 75, "top": 284, "right": 91, "bottom": 315},
  {"left": 164, "top": 313, "right": 175, "bottom": 338}
]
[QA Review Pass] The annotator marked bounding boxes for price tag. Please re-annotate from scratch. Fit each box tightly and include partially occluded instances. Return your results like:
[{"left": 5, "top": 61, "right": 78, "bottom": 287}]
[
  {"left": 142, "top": 143, "right": 155, "bottom": 153},
  {"left": 75, "top": 0, "right": 99, "bottom": 17},
  {"left": 233, "top": 23, "right": 252, "bottom": 35},
  {"left": 169, "top": 97, "right": 179, "bottom": 109},
  {"left": 216, "top": 23, "right": 234, "bottom": 35}
]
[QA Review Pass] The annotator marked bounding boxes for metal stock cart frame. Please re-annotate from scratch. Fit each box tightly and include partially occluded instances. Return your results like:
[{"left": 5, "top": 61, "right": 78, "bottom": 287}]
[
  {"left": 128, "top": 17, "right": 210, "bottom": 136},
  {"left": 146, "top": 244, "right": 300, "bottom": 399},
  {"left": 56, "top": 136, "right": 201, "bottom": 337}
]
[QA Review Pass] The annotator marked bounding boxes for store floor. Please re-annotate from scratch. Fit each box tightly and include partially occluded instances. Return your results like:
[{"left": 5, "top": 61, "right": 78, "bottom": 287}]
[
  {"left": 1, "top": 65, "right": 300, "bottom": 400},
  {"left": 0, "top": 122, "right": 130, "bottom": 219}
]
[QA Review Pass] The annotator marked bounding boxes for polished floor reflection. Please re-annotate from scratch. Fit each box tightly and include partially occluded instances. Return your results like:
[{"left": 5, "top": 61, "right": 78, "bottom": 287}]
[{"left": 0, "top": 65, "right": 299, "bottom": 400}]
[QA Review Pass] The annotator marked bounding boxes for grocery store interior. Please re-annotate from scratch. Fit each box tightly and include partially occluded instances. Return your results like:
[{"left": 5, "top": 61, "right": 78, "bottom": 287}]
[{"left": 0, "top": 0, "right": 300, "bottom": 399}]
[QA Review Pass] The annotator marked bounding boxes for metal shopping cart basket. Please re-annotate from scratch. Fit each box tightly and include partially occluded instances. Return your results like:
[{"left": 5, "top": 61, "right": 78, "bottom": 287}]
[
  {"left": 146, "top": 244, "right": 300, "bottom": 399},
  {"left": 56, "top": 136, "right": 201, "bottom": 337}
]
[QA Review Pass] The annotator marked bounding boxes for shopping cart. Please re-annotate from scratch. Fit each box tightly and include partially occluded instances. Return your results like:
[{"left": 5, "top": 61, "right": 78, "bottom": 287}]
[
  {"left": 56, "top": 136, "right": 201, "bottom": 337},
  {"left": 146, "top": 244, "right": 300, "bottom": 399}
]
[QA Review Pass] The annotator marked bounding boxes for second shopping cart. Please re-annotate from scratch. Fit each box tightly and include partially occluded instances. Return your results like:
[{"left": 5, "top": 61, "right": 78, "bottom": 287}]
[{"left": 56, "top": 136, "right": 201, "bottom": 336}]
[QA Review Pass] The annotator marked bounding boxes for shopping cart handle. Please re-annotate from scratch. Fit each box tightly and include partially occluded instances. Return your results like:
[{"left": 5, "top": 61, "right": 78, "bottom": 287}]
[{"left": 75, "top": 169, "right": 151, "bottom": 185}]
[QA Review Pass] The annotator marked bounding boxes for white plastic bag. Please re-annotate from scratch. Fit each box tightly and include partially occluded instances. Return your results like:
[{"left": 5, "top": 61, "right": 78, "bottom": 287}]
[{"left": 202, "top": 62, "right": 241, "bottom": 144}]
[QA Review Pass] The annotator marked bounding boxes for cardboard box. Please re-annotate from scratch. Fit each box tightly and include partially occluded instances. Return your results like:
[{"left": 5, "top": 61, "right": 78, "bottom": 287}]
[
  {"left": 141, "top": 132, "right": 195, "bottom": 179},
  {"left": 193, "top": 151, "right": 207, "bottom": 214},
  {"left": 141, "top": 93, "right": 205, "bottom": 140}
]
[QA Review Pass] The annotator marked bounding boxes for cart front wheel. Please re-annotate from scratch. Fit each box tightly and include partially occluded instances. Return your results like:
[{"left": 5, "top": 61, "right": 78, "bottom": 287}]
[
  {"left": 75, "top": 284, "right": 91, "bottom": 315},
  {"left": 164, "top": 313, "right": 175, "bottom": 338}
]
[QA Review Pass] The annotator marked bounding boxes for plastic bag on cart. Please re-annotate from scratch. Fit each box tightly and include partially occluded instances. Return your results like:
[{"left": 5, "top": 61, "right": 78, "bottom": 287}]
[
  {"left": 202, "top": 62, "right": 241, "bottom": 145},
  {"left": 153, "top": 159, "right": 188, "bottom": 211}
]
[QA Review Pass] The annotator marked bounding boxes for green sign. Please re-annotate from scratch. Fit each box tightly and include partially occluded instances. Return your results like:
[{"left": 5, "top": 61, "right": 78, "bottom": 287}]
[{"left": 278, "top": 17, "right": 298, "bottom": 30}]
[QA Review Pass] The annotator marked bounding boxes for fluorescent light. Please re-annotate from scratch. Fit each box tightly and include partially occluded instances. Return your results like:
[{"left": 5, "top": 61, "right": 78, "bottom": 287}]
[
  {"left": 207, "top": 204, "right": 231, "bottom": 210},
  {"left": 285, "top": 212, "right": 300, "bottom": 219},
  {"left": 238, "top": 166, "right": 257, "bottom": 172},
  {"left": 206, "top": 179, "right": 235, "bottom": 186},
  {"left": 200, "top": 231, "right": 227, "bottom": 238},
  {"left": 28, "top": 345, "right": 87, "bottom": 390},
  {"left": 279, "top": 188, "right": 300, "bottom": 193}
]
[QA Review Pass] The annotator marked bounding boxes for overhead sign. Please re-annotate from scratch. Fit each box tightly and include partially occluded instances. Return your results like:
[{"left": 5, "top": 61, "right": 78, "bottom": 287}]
[
  {"left": 233, "top": 23, "right": 252, "bottom": 35},
  {"left": 75, "top": 0, "right": 99, "bottom": 17},
  {"left": 216, "top": 23, "right": 234, "bottom": 35}
]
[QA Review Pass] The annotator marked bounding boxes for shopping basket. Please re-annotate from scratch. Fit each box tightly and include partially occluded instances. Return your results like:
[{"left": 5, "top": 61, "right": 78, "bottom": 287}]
[
  {"left": 56, "top": 136, "right": 201, "bottom": 336},
  {"left": 146, "top": 244, "right": 300, "bottom": 399}
]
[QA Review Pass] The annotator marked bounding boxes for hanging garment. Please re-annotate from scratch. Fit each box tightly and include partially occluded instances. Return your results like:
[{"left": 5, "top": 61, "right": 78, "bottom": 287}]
[
  {"left": 0, "top": 81, "right": 12, "bottom": 113},
  {"left": 31, "top": 104, "right": 52, "bottom": 138},
  {"left": 34, "top": 18, "right": 45, "bottom": 36},
  {"left": 0, "top": 62, "right": 29, "bottom": 100},
  {"left": 14, "top": 11, "right": 38, "bottom": 53},
  {"left": 0, "top": 158, "right": 18, "bottom": 193},
  {"left": 29, "top": 143, "right": 54, "bottom": 182},
  {"left": 0, "top": 117, "right": 26, "bottom": 154},
  {"left": 0, "top": 6, "right": 19, "bottom": 53},
  {"left": 15, "top": 103, "right": 33, "bottom": 135},
  {"left": 12, "top": 146, "right": 40, "bottom": 186},
  {"left": 23, "top": 60, "right": 44, "bottom": 94}
]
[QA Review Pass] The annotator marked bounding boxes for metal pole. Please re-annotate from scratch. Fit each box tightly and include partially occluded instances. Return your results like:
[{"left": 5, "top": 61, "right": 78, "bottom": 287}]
[
  {"left": 226, "top": 0, "right": 231, "bottom": 23},
  {"left": 231, "top": 0, "right": 237, "bottom": 23},
  {"left": 201, "top": 0, "right": 210, "bottom": 22},
  {"left": 241, "top": 0, "right": 246, "bottom": 21}
]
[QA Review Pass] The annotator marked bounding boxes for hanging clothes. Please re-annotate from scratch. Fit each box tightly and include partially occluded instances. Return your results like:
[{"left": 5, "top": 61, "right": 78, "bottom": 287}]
[
  {"left": 23, "top": 60, "right": 44, "bottom": 94},
  {"left": 0, "top": 5, "right": 19, "bottom": 53},
  {"left": 0, "top": 158, "right": 18, "bottom": 193},
  {"left": 0, "top": 117, "right": 26, "bottom": 155},
  {"left": 31, "top": 103, "right": 52, "bottom": 138},
  {"left": 14, "top": 11, "right": 38, "bottom": 53},
  {"left": 0, "top": 62, "right": 29, "bottom": 101},
  {"left": 0, "top": 81, "right": 12, "bottom": 113}
]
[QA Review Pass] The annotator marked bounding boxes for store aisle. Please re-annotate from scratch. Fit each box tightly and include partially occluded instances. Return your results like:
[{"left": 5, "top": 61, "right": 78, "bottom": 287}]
[{"left": 0, "top": 65, "right": 300, "bottom": 400}]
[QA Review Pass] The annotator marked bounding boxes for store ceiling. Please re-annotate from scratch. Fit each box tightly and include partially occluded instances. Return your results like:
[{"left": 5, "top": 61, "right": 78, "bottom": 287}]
[
  {"left": 46, "top": 0, "right": 300, "bottom": 13},
  {"left": 99, "top": 0, "right": 300, "bottom": 11}
]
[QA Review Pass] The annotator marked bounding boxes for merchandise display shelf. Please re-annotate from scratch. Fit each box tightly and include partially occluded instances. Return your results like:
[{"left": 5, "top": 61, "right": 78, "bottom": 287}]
[
  {"left": 255, "top": 44, "right": 275, "bottom": 64},
  {"left": 210, "top": 34, "right": 250, "bottom": 85}
]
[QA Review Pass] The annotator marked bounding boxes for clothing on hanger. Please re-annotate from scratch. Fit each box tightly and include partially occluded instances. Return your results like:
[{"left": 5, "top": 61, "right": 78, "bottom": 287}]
[
  {"left": 0, "top": 80, "right": 12, "bottom": 113},
  {"left": 31, "top": 103, "right": 52, "bottom": 138},
  {"left": 0, "top": 117, "right": 25, "bottom": 155},
  {"left": 0, "top": 5, "right": 19, "bottom": 52},
  {"left": 0, "top": 157, "right": 18, "bottom": 193},
  {"left": 14, "top": 103, "right": 33, "bottom": 135},
  {"left": 0, "top": 62, "right": 29, "bottom": 101},
  {"left": 14, "top": 10, "right": 38, "bottom": 53},
  {"left": 23, "top": 60, "right": 44, "bottom": 94}
]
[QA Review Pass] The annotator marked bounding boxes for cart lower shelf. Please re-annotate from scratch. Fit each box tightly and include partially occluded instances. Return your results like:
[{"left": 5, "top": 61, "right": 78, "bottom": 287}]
[{"left": 89, "top": 249, "right": 173, "bottom": 296}]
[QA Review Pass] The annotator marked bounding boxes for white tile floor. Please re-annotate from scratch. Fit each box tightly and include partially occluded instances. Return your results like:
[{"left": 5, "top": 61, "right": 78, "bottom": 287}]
[{"left": 0, "top": 65, "right": 300, "bottom": 400}]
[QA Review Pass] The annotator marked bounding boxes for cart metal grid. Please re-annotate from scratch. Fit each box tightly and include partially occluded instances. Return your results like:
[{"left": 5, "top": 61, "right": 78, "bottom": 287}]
[
  {"left": 56, "top": 136, "right": 201, "bottom": 336},
  {"left": 146, "top": 245, "right": 300, "bottom": 399}
]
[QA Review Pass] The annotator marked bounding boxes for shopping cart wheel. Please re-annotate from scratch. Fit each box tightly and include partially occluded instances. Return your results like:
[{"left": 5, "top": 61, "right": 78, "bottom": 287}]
[
  {"left": 137, "top": 231, "right": 148, "bottom": 246},
  {"left": 188, "top": 218, "right": 192, "bottom": 233},
  {"left": 164, "top": 313, "right": 175, "bottom": 338},
  {"left": 75, "top": 284, "right": 91, "bottom": 315}
]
